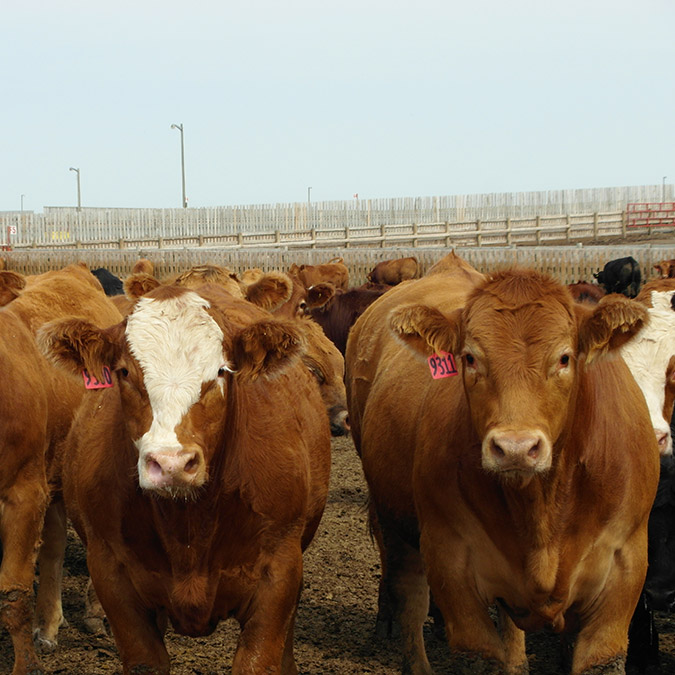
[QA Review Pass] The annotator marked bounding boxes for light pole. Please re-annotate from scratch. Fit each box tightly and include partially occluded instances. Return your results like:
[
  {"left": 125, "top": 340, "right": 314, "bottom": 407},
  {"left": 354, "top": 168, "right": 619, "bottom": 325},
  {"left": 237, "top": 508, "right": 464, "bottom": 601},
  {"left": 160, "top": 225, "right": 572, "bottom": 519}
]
[
  {"left": 308, "top": 186, "right": 312, "bottom": 204},
  {"left": 171, "top": 123, "right": 187, "bottom": 208},
  {"left": 20, "top": 194, "right": 24, "bottom": 212},
  {"left": 69, "top": 167, "right": 81, "bottom": 211},
  {"left": 663, "top": 176, "right": 667, "bottom": 203}
]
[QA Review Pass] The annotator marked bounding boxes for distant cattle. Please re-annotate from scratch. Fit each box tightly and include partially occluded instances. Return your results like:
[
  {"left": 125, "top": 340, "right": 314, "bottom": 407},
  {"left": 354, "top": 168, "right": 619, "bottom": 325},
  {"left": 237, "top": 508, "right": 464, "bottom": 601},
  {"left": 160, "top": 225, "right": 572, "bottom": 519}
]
[
  {"left": 345, "top": 252, "right": 659, "bottom": 673},
  {"left": 0, "top": 264, "right": 121, "bottom": 674},
  {"left": 171, "top": 263, "right": 246, "bottom": 299},
  {"left": 289, "top": 257, "right": 349, "bottom": 290},
  {"left": 306, "top": 283, "right": 391, "bottom": 355},
  {"left": 567, "top": 280, "right": 606, "bottom": 304},
  {"left": 620, "top": 278, "right": 675, "bottom": 455},
  {"left": 38, "top": 283, "right": 331, "bottom": 673},
  {"left": 628, "top": 453, "right": 675, "bottom": 672},
  {"left": 654, "top": 259, "right": 675, "bottom": 279},
  {"left": 366, "top": 256, "right": 418, "bottom": 285},
  {"left": 131, "top": 258, "right": 154, "bottom": 275},
  {"left": 91, "top": 267, "right": 124, "bottom": 296},
  {"left": 593, "top": 255, "right": 642, "bottom": 297}
]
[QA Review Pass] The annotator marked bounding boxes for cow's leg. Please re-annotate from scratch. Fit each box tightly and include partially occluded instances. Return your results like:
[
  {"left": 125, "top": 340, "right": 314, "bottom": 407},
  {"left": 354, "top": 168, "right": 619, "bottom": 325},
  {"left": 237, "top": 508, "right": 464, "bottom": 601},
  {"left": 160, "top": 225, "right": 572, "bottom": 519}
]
[
  {"left": 375, "top": 519, "right": 431, "bottom": 675},
  {"left": 233, "top": 541, "right": 304, "bottom": 675},
  {"left": 0, "top": 477, "right": 48, "bottom": 675},
  {"left": 33, "top": 499, "right": 67, "bottom": 650},
  {"left": 87, "top": 542, "right": 170, "bottom": 674},
  {"left": 83, "top": 577, "right": 107, "bottom": 635}
]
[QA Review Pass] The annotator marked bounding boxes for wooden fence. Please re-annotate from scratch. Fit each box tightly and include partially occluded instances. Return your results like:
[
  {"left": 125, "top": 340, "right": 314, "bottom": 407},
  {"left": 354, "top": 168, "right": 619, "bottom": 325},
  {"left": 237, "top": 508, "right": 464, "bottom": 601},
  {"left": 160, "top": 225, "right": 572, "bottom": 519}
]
[
  {"left": 3, "top": 209, "right": 673, "bottom": 253},
  {"left": 1, "top": 184, "right": 671, "bottom": 246},
  {"left": 5, "top": 244, "right": 675, "bottom": 287}
]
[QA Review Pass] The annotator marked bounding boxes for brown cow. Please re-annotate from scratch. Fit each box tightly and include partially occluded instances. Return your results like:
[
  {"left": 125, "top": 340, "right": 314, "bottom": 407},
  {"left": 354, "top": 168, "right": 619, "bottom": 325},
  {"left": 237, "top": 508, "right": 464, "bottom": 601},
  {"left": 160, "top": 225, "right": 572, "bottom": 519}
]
[
  {"left": 654, "top": 259, "right": 675, "bottom": 279},
  {"left": 567, "top": 280, "right": 606, "bottom": 304},
  {"left": 306, "top": 282, "right": 391, "bottom": 355},
  {"left": 131, "top": 257, "right": 154, "bottom": 275},
  {"left": 170, "top": 263, "right": 246, "bottom": 299},
  {"left": 38, "top": 284, "right": 331, "bottom": 674},
  {"left": 345, "top": 255, "right": 659, "bottom": 673},
  {"left": 366, "top": 256, "right": 418, "bottom": 285},
  {"left": 288, "top": 257, "right": 349, "bottom": 290},
  {"left": 0, "top": 264, "right": 121, "bottom": 674}
]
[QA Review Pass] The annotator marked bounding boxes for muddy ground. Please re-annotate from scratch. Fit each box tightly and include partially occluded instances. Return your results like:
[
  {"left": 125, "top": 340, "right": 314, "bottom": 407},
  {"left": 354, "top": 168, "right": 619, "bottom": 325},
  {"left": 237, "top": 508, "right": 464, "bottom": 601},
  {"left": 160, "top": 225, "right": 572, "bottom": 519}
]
[{"left": 2, "top": 437, "right": 674, "bottom": 674}]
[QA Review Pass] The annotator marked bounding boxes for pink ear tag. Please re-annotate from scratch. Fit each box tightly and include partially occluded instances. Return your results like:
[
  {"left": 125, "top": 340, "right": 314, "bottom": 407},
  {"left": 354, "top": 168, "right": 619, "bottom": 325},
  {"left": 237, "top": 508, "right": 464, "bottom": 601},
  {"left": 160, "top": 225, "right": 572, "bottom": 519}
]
[
  {"left": 82, "top": 366, "right": 114, "bottom": 389},
  {"left": 428, "top": 351, "right": 458, "bottom": 379}
]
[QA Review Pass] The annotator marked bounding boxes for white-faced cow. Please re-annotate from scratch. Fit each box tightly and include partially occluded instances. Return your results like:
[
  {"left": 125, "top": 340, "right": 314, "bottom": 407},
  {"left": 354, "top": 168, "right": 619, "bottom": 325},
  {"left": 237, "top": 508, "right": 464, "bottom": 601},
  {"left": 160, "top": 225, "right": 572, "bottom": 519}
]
[
  {"left": 345, "top": 253, "right": 659, "bottom": 674},
  {"left": 38, "top": 283, "right": 331, "bottom": 674}
]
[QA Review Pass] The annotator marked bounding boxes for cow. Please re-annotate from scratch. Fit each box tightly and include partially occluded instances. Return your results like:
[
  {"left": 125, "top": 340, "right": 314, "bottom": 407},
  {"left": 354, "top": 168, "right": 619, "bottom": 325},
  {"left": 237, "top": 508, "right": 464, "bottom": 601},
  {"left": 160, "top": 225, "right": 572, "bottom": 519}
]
[
  {"left": 627, "top": 452, "right": 675, "bottom": 673},
  {"left": 366, "top": 256, "right": 419, "bottom": 285},
  {"left": 619, "top": 278, "right": 675, "bottom": 455},
  {"left": 567, "top": 280, "right": 606, "bottom": 304},
  {"left": 131, "top": 257, "right": 154, "bottom": 275},
  {"left": 593, "top": 255, "right": 642, "bottom": 298},
  {"left": 345, "top": 252, "right": 659, "bottom": 674},
  {"left": 170, "top": 263, "right": 246, "bottom": 299},
  {"left": 653, "top": 259, "right": 675, "bottom": 279},
  {"left": 0, "top": 264, "right": 121, "bottom": 675},
  {"left": 37, "top": 283, "right": 331, "bottom": 674},
  {"left": 288, "top": 257, "right": 349, "bottom": 290},
  {"left": 306, "top": 283, "right": 391, "bottom": 355},
  {"left": 91, "top": 267, "right": 124, "bottom": 296}
]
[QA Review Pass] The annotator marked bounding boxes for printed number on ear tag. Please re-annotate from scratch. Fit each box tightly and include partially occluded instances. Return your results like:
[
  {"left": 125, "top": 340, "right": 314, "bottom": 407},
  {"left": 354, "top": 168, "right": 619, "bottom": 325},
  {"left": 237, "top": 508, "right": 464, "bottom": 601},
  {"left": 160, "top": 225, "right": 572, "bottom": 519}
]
[
  {"left": 427, "top": 351, "right": 458, "bottom": 379},
  {"left": 82, "top": 366, "right": 114, "bottom": 389}
]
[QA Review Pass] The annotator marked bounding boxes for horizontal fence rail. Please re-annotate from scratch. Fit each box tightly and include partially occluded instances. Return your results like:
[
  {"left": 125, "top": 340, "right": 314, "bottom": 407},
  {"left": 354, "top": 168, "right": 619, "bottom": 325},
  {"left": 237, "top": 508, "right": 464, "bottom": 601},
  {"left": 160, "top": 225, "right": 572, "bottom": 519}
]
[{"left": 5, "top": 244, "right": 675, "bottom": 288}]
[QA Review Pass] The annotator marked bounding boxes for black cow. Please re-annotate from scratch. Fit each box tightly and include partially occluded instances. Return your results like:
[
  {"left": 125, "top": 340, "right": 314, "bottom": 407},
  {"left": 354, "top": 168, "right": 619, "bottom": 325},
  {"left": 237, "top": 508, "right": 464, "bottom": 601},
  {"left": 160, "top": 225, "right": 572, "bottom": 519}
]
[
  {"left": 593, "top": 256, "right": 641, "bottom": 298},
  {"left": 627, "top": 452, "right": 675, "bottom": 672},
  {"left": 91, "top": 267, "right": 123, "bottom": 296}
]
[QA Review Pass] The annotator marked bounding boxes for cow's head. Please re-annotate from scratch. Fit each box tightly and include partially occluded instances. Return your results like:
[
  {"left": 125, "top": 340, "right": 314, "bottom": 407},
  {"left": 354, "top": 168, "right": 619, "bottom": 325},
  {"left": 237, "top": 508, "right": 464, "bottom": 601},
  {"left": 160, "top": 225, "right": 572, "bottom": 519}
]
[
  {"left": 620, "top": 280, "right": 675, "bottom": 455},
  {"left": 38, "top": 285, "right": 304, "bottom": 499},
  {"left": 389, "top": 268, "right": 648, "bottom": 486}
]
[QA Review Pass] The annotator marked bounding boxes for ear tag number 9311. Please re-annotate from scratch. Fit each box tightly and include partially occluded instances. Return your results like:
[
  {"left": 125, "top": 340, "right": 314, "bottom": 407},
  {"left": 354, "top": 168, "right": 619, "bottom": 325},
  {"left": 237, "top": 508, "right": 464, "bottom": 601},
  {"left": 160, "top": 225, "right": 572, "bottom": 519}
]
[
  {"left": 82, "top": 366, "right": 114, "bottom": 389},
  {"left": 427, "top": 351, "right": 458, "bottom": 379}
]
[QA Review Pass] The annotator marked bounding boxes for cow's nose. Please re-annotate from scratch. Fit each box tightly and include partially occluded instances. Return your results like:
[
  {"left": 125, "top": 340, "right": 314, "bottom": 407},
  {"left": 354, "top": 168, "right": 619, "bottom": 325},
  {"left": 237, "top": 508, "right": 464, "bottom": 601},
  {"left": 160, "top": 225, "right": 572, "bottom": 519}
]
[
  {"left": 656, "top": 429, "right": 672, "bottom": 455},
  {"left": 483, "top": 429, "right": 552, "bottom": 474},
  {"left": 143, "top": 449, "right": 203, "bottom": 489}
]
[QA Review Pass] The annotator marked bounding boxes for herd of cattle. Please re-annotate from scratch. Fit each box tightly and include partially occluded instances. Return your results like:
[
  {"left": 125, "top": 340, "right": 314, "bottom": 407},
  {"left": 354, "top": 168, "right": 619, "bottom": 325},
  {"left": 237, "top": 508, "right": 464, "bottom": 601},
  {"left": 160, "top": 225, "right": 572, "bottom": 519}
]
[{"left": 1, "top": 250, "right": 675, "bottom": 674}]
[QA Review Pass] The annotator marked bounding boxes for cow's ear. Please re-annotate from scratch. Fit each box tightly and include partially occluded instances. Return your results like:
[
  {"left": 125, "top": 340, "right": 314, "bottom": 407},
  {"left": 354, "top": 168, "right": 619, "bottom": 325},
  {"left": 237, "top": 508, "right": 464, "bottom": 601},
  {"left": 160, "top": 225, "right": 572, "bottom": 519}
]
[
  {"left": 231, "top": 320, "right": 304, "bottom": 380},
  {"left": 124, "top": 273, "right": 161, "bottom": 300},
  {"left": 389, "top": 305, "right": 461, "bottom": 358},
  {"left": 245, "top": 272, "right": 292, "bottom": 312},
  {"left": 0, "top": 270, "right": 26, "bottom": 306},
  {"left": 577, "top": 295, "right": 648, "bottom": 363},
  {"left": 306, "top": 282, "right": 335, "bottom": 309},
  {"left": 37, "top": 318, "right": 123, "bottom": 380}
]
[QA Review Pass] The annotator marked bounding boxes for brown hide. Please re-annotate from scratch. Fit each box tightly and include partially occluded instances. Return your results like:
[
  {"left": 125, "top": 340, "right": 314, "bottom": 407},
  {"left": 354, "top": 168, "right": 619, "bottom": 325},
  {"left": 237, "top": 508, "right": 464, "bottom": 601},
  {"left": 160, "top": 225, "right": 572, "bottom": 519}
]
[
  {"left": 345, "top": 257, "right": 659, "bottom": 674},
  {"left": 131, "top": 258, "right": 154, "bottom": 275},
  {"left": 366, "top": 256, "right": 418, "bottom": 285},
  {"left": 45, "top": 285, "right": 330, "bottom": 673},
  {"left": 307, "top": 283, "right": 390, "bottom": 355},
  {"left": 654, "top": 259, "right": 675, "bottom": 279},
  {"left": 288, "top": 257, "right": 349, "bottom": 290},
  {"left": 0, "top": 263, "right": 122, "bottom": 673},
  {"left": 567, "top": 280, "right": 606, "bottom": 304}
]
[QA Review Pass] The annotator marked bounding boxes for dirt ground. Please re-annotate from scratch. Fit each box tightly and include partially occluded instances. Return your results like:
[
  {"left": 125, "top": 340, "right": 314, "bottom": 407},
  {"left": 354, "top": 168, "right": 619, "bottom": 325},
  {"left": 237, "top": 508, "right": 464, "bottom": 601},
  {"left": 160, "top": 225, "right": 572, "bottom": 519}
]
[{"left": 0, "top": 435, "right": 674, "bottom": 674}]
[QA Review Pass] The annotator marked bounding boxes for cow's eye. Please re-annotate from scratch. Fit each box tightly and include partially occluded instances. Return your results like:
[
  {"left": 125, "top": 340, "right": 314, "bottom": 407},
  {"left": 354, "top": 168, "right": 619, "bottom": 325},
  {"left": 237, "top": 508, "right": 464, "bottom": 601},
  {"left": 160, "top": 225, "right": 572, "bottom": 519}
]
[
  {"left": 217, "top": 367, "right": 227, "bottom": 377},
  {"left": 464, "top": 353, "right": 475, "bottom": 367},
  {"left": 560, "top": 354, "right": 570, "bottom": 367},
  {"left": 119, "top": 367, "right": 129, "bottom": 378}
]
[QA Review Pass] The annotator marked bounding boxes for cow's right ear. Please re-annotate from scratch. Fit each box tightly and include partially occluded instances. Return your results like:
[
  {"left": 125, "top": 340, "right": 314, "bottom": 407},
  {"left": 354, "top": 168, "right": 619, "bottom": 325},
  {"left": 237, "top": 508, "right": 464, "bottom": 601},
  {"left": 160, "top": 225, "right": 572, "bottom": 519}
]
[
  {"left": 37, "top": 318, "right": 123, "bottom": 380},
  {"left": 306, "top": 282, "right": 335, "bottom": 310},
  {"left": 389, "top": 305, "right": 461, "bottom": 358},
  {"left": 124, "top": 273, "right": 161, "bottom": 300},
  {"left": 0, "top": 270, "right": 26, "bottom": 306},
  {"left": 244, "top": 272, "right": 292, "bottom": 311}
]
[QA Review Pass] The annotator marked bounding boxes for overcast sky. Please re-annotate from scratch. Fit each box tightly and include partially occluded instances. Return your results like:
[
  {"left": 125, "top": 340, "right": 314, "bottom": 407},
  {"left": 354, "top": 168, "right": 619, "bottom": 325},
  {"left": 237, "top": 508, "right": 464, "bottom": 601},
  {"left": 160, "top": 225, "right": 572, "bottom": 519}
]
[{"left": 2, "top": 0, "right": 673, "bottom": 212}]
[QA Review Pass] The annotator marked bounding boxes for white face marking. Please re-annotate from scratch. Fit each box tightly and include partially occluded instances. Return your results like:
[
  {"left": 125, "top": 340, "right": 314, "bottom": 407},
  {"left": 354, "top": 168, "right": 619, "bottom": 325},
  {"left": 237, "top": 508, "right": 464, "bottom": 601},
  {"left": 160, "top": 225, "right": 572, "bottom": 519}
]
[
  {"left": 620, "top": 289, "right": 675, "bottom": 455},
  {"left": 126, "top": 292, "right": 227, "bottom": 466}
]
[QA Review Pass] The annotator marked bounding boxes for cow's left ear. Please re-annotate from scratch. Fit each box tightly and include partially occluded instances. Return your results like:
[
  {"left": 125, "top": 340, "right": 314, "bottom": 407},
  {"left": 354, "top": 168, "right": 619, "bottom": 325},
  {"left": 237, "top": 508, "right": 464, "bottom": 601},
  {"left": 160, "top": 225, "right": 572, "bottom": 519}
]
[
  {"left": 577, "top": 295, "right": 648, "bottom": 363},
  {"left": 244, "top": 272, "right": 292, "bottom": 312},
  {"left": 389, "top": 304, "right": 461, "bottom": 358},
  {"left": 124, "top": 273, "right": 162, "bottom": 300},
  {"left": 0, "top": 271, "right": 26, "bottom": 306},
  {"left": 231, "top": 320, "right": 304, "bottom": 380},
  {"left": 306, "top": 282, "right": 335, "bottom": 310}
]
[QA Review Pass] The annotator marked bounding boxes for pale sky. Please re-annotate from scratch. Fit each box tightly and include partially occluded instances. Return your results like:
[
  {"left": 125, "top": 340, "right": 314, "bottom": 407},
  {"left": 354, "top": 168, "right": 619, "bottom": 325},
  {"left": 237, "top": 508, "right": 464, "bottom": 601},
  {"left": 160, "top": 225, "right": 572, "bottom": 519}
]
[{"left": 2, "top": 0, "right": 673, "bottom": 212}]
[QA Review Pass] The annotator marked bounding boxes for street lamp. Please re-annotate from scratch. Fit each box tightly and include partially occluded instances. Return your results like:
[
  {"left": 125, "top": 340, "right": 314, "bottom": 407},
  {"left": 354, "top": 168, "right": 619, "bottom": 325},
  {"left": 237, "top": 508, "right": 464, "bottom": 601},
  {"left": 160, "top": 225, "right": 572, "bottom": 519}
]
[
  {"left": 69, "top": 167, "right": 81, "bottom": 211},
  {"left": 308, "top": 186, "right": 312, "bottom": 204},
  {"left": 170, "top": 123, "right": 187, "bottom": 208},
  {"left": 663, "top": 176, "right": 667, "bottom": 203}
]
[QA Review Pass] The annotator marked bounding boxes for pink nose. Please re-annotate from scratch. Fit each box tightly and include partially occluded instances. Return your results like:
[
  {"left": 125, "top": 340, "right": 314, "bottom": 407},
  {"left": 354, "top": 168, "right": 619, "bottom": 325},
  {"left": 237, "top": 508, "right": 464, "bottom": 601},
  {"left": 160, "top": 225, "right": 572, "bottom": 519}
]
[
  {"left": 656, "top": 430, "right": 672, "bottom": 455},
  {"left": 487, "top": 431, "right": 549, "bottom": 472},
  {"left": 143, "top": 450, "right": 202, "bottom": 489}
]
